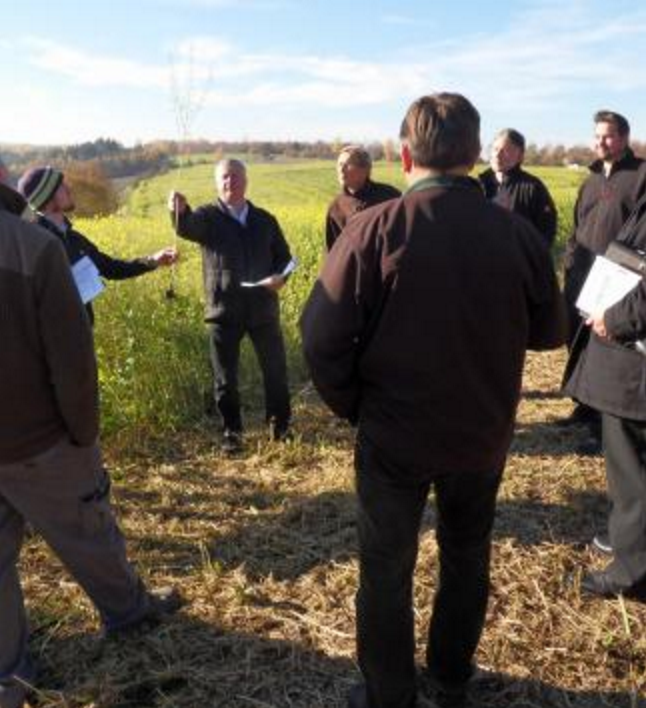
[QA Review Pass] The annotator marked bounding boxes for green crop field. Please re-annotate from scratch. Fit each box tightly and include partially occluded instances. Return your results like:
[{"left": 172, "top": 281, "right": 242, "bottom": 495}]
[{"left": 79, "top": 160, "right": 585, "bottom": 444}]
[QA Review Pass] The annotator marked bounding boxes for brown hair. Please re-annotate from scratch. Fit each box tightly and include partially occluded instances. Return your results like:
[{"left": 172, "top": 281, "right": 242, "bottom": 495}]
[
  {"left": 399, "top": 93, "right": 481, "bottom": 170},
  {"left": 594, "top": 110, "right": 630, "bottom": 136}
]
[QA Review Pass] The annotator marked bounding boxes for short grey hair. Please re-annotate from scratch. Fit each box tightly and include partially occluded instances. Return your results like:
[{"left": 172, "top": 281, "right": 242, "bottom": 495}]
[
  {"left": 338, "top": 145, "right": 372, "bottom": 169},
  {"left": 215, "top": 158, "right": 247, "bottom": 177}
]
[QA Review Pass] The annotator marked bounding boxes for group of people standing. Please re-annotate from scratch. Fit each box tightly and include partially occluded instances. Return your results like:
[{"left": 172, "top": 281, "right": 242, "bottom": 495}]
[{"left": 2, "top": 93, "right": 646, "bottom": 708}]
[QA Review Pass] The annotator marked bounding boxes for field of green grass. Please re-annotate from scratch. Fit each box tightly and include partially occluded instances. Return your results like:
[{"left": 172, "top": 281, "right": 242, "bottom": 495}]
[{"left": 23, "top": 161, "right": 646, "bottom": 708}]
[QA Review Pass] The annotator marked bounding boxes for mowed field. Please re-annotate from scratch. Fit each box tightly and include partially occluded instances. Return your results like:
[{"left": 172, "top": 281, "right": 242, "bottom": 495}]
[{"left": 20, "top": 161, "right": 646, "bottom": 707}]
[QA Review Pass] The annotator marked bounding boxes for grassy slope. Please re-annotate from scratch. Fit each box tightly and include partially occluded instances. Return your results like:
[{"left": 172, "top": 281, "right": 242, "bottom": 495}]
[{"left": 21, "top": 162, "right": 646, "bottom": 707}]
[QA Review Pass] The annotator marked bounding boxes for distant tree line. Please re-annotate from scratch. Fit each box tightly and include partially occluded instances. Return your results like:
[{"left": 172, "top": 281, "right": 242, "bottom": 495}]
[{"left": 3, "top": 136, "right": 646, "bottom": 216}]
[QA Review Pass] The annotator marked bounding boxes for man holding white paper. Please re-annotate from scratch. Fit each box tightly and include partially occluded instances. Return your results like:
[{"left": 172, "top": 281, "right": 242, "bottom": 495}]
[
  {"left": 17, "top": 166, "right": 177, "bottom": 322},
  {"left": 564, "top": 195, "right": 646, "bottom": 600},
  {"left": 169, "top": 159, "right": 293, "bottom": 454}
]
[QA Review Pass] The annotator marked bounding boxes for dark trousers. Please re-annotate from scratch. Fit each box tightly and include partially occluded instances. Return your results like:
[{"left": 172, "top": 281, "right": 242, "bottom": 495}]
[
  {"left": 603, "top": 413, "right": 646, "bottom": 588},
  {"left": 209, "top": 319, "right": 291, "bottom": 432},
  {"left": 354, "top": 437, "right": 503, "bottom": 708}
]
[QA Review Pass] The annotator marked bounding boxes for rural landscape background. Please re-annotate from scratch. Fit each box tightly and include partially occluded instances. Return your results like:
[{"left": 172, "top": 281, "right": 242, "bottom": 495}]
[{"left": 14, "top": 158, "right": 646, "bottom": 707}]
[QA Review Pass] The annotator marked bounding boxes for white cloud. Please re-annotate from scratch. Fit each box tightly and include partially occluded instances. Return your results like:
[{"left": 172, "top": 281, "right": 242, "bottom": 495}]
[
  {"left": 25, "top": 38, "right": 169, "bottom": 89},
  {"left": 14, "top": 2, "right": 646, "bottom": 144}
]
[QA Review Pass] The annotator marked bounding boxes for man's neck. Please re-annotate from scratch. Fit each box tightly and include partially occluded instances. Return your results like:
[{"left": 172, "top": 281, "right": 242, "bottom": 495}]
[
  {"left": 406, "top": 165, "right": 470, "bottom": 187},
  {"left": 42, "top": 209, "right": 66, "bottom": 227}
]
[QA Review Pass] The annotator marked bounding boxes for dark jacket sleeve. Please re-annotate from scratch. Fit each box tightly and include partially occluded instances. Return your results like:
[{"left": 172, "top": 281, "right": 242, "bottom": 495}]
[
  {"left": 604, "top": 280, "right": 646, "bottom": 342},
  {"left": 172, "top": 205, "right": 212, "bottom": 245},
  {"left": 269, "top": 215, "right": 292, "bottom": 273},
  {"left": 72, "top": 230, "right": 155, "bottom": 281},
  {"left": 531, "top": 182, "right": 558, "bottom": 248},
  {"left": 515, "top": 220, "right": 568, "bottom": 350},
  {"left": 37, "top": 239, "right": 99, "bottom": 445},
  {"left": 300, "top": 231, "right": 376, "bottom": 421},
  {"left": 325, "top": 207, "right": 342, "bottom": 252}
]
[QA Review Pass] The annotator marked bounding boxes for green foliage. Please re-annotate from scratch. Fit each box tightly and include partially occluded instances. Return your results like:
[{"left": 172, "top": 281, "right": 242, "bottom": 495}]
[{"left": 85, "top": 160, "right": 582, "bottom": 443}]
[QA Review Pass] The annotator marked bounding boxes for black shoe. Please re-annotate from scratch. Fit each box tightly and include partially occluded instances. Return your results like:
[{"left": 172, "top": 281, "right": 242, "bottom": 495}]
[
  {"left": 592, "top": 533, "right": 613, "bottom": 556},
  {"left": 555, "top": 404, "right": 600, "bottom": 428},
  {"left": 347, "top": 683, "right": 370, "bottom": 708},
  {"left": 104, "top": 586, "right": 183, "bottom": 638},
  {"left": 580, "top": 571, "right": 646, "bottom": 600},
  {"left": 222, "top": 429, "right": 243, "bottom": 455}
]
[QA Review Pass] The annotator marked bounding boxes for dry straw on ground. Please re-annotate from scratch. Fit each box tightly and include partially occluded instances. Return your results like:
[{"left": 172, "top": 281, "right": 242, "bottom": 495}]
[{"left": 20, "top": 349, "right": 646, "bottom": 707}]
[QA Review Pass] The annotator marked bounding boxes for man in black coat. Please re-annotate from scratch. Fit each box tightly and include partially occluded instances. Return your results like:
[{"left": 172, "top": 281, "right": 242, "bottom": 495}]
[
  {"left": 559, "top": 112, "right": 646, "bottom": 451},
  {"left": 302, "top": 93, "right": 565, "bottom": 708},
  {"left": 479, "top": 128, "right": 557, "bottom": 248},
  {"left": 169, "top": 159, "right": 293, "bottom": 454},
  {"left": 564, "top": 193, "right": 646, "bottom": 599}
]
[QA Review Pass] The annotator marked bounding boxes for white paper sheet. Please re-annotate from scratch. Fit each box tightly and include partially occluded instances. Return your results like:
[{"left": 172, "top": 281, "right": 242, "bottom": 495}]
[
  {"left": 576, "top": 255, "right": 641, "bottom": 317},
  {"left": 72, "top": 256, "right": 105, "bottom": 304},
  {"left": 241, "top": 257, "right": 299, "bottom": 288}
]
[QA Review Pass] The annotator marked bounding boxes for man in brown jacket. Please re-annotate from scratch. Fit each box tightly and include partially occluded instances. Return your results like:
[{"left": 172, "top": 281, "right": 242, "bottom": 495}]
[
  {"left": 0, "top": 183, "right": 180, "bottom": 708},
  {"left": 301, "top": 94, "right": 565, "bottom": 708},
  {"left": 325, "top": 145, "right": 400, "bottom": 251}
]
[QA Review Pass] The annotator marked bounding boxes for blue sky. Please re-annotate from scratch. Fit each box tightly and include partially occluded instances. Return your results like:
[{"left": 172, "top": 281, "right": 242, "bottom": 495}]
[{"left": 2, "top": 0, "right": 646, "bottom": 149}]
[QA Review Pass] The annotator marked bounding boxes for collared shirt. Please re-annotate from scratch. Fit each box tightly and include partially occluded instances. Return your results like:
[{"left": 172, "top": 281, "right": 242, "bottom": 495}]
[{"left": 223, "top": 200, "right": 249, "bottom": 226}]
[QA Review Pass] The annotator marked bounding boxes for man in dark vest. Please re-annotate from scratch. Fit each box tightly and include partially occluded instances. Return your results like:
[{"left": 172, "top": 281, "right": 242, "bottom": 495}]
[{"left": 301, "top": 93, "right": 565, "bottom": 708}]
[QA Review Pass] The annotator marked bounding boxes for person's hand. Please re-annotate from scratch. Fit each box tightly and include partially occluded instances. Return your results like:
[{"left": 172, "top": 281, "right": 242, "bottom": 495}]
[
  {"left": 261, "top": 274, "right": 286, "bottom": 292},
  {"left": 585, "top": 310, "right": 608, "bottom": 339},
  {"left": 168, "top": 191, "right": 188, "bottom": 215},
  {"left": 150, "top": 247, "right": 179, "bottom": 268}
]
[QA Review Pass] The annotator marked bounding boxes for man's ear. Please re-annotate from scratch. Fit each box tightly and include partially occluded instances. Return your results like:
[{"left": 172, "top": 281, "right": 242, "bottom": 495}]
[{"left": 400, "top": 143, "right": 413, "bottom": 174}]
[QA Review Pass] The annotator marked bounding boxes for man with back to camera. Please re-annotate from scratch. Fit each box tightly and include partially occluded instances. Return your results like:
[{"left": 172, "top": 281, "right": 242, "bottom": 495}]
[
  {"left": 325, "top": 145, "right": 400, "bottom": 251},
  {"left": 168, "top": 158, "right": 293, "bottom": 455},
  {"left": 479, "top": 128, "right": 557, "bottom": 248},
  {"left": 559, "top": 112, "right": 646, "bottom": 463},
  {"left": 301, "top": 93, "right": 565, "bottom": 708},
  {"left": 18, "top": 165, "right": 177, "bottom": 322},
  {"left": 0, "top": 180, "right": 181, "bottom": 708}
]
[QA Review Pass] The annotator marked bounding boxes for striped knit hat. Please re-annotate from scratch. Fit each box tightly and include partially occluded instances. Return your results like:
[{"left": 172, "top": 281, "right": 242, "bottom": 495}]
[{"left": 17, "top": 166, "right": 64, "bottom": 211}]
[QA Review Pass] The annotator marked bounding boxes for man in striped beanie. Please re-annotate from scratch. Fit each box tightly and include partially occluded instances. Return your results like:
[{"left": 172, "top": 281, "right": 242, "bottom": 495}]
[{"left": 18, "top": 166, "right": 178, "bottom": 321}]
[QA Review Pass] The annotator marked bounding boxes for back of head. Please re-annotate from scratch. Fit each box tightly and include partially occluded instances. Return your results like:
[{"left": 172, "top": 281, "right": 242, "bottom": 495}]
[
  {"left": 399, "top": 93, "right": 481, "bottom": 170},
  {"left": 594, "top": 110, "right": 630, "bottom": 137},
  {"left": 18, "top": 166, "right": 64, "bottom": 212}
]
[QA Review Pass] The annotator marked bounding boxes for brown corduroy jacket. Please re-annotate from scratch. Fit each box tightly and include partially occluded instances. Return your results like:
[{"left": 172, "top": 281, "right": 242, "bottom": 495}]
[
  {"left": 0, "top": 186, "right": 98, "bottom": 462},
  {"left": 302, "top": 175, "right": 566, "bottom": 476}
]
